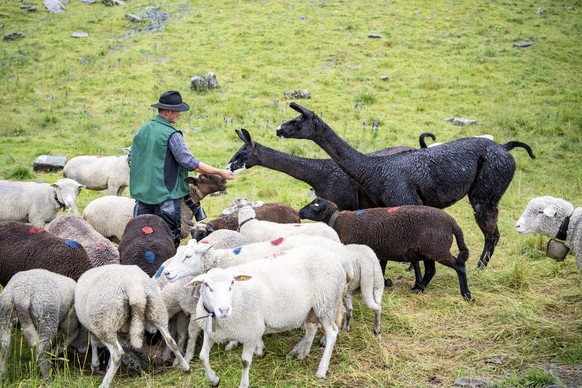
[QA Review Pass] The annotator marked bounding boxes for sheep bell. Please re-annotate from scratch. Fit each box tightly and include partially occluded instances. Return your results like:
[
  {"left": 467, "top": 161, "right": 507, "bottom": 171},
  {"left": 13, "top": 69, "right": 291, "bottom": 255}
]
[{"left": 546, "top": 239, "right": 569, "bottom": 261}]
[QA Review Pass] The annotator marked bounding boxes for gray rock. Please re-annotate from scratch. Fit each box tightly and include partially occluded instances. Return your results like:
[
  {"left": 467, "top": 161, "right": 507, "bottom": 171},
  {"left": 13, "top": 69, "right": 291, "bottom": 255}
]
[
  {"left": 368, "top": 33, "right": 382, "bottom": 39},
  {"left": 3, "top": 32, "right": 23, "bottom": 41},
  {"left": 445, "top": 117, "right": 477, "bottom": 126},
  {"left": 71, "top": 32, "right": 88, "bottom": 38},
  {"left": 78, "top": 0, "right": 97, "bottom": 4},
  {"left": 453, "top": 376, "right": 488, "bottom": 387},
  {"left": 44, "top": 0, "right": 66, "bottom": 13},
  {"left": 125, "top": 13, "right": 143, "bottom": 22},
  {"left": 191, "top": 72, "right": 219, "bottom": 91},
  {"left": 20, "top": 5, "right": 38, "bottom": 11},
  {"left": 513, "top": 41, "right": 535, "bottom": 47},
  {"left": 284, "top": 89, "right": 311, "bottom": 99}
]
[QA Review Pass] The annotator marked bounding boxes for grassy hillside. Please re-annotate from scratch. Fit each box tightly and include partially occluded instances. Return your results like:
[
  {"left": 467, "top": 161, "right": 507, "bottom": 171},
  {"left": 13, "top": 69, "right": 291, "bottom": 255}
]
[{"left": 0, "top": 0, "right": 580, "bottom": 387}]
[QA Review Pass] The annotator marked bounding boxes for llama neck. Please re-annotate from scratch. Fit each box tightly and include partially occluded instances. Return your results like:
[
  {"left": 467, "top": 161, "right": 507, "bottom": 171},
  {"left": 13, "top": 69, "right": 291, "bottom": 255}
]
[
  {"left": 311, "top": 118, "right": 370, "bottom": 178},
  {"left": 257, "top": 144, "right": 334, "bottom": 187}
]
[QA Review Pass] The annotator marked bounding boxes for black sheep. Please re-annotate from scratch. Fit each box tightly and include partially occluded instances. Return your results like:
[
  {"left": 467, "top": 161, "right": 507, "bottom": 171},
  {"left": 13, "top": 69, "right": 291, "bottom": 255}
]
[
  {"left": 277, "top": 102, "right": 536, "bottom": 269},
  {"left": 0, "top": 220, "right": 93, "bottom": 286},
  {"left": 118, "top": 214, "right": 177, "bottom": 277},
  {"left": 299, "top": 197, "right": 472, "bottom": 300}
]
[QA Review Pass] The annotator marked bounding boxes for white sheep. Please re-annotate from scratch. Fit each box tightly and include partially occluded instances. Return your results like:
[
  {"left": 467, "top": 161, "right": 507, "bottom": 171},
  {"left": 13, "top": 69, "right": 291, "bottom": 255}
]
[
  {"left": 0, "top": 178, "right": 85, "bottom": 227},
  {"left": 188, "top": 245, "right": 347, "bottom": 387},
  {"left": 82, "top": 195, "right": 135, "bottom": 243},
  {"left": 74, "top": 264, "right": 190, "bottom": 388},
  {"left": 516, "top": 196, "right": 582, "bottom": 274},
  {"left": 63, "top": 150, "right": 130, "bottom": 196},
  {"left": 46, "top": 215, "right": 120, "bottom": 266},
  {"left": 0, "top": 269, "right": 87, "bottom": 380},
  {"left": 343, "top": 244, "right": 384, "bottom": 334},
  {"left": 159, "top": 234, "right": 353, "bottom": 360},
  {"left": 236, "top": 204, "right": 340, "bottom": 243}
]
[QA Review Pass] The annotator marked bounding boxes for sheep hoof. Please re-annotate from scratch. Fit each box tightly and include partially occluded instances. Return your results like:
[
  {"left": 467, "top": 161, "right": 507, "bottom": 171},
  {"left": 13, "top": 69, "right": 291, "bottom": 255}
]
[{"left": 384, "top": 278, "right": 393, "bottom": 287}]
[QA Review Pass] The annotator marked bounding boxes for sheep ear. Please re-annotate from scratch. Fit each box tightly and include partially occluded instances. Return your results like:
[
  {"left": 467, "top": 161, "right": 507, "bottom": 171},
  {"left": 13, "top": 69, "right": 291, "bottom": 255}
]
[
  {"left": 543, "top": 205, "right": 558, "bottom": 217},
  {"left": 186, "top": 274, "right": 206, "bottom": 288},
  {"left": 234, "top": 274, "right": 252, "bottom": 282},
  {"left": 184, "top": 176, "right": 197, "bottom": 185},
  {"left": 251, "top": 201, "right": 264, "bottom": 208},
  {"left": 221, "top": 207, "right": 235, "bottom": 217}
]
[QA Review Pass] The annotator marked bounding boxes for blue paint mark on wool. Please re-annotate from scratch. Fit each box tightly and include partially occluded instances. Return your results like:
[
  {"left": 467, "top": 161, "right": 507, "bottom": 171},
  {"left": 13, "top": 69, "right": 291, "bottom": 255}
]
[
  {"left": 154, "top": 265, "right": 164, "bottom": 278},
  {"left": 355, "top": 209, "right": 366, "bottom": 216},
  {"left": 144, "top": 251, "right": 156, "bottom": 264},
  {"left": 64, "top": 239, "right": 79, "bottom": 248},
  {"left": 232, "top": 247, "right": 242, "bottom": 255}
]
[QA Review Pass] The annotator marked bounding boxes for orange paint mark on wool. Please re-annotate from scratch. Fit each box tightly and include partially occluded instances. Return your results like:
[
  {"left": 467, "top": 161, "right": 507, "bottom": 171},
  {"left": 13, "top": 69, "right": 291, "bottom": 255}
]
[
  {"left": 293, "top": 224, "right": 302, "bottom": 227},
  {"left": 28, "top": 227, "right": 45, "bottom": 234},
  {"left": 141, "top": 226, "right": 154, "bottom": 234},
  {"left": 387, "top": 207, "right": 401, "bottom": 213}
]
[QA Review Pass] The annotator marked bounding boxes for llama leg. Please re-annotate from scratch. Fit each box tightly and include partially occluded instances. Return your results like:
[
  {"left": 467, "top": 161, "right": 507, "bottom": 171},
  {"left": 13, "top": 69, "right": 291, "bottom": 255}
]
[{"left": 472, "top": 201, "right": 500, "bottom": 269}]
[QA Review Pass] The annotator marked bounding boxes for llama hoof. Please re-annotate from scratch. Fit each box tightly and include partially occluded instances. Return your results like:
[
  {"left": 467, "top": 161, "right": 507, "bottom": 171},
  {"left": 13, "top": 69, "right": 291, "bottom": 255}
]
[{"left": 384, "top": 278, "right": 393, "bottom": 287}]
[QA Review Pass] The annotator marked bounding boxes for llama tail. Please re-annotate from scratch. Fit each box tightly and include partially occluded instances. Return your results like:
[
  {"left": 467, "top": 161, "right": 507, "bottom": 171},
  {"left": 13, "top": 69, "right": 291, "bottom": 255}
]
[{"left": 502, "top": 141, "right": 536, "bottom": 159}]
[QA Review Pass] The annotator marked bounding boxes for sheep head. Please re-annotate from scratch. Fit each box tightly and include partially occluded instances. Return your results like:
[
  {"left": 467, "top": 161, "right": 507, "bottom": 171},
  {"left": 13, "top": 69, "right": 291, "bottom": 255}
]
[
  {"left": 185, "top": 173, "right": 227, "bottom": 201},
  {"left": 516, "top": 196, "right": 574, "bottom": 238},
  {"left": 298, "top": 197, "right": 338, "bottom": 223}
]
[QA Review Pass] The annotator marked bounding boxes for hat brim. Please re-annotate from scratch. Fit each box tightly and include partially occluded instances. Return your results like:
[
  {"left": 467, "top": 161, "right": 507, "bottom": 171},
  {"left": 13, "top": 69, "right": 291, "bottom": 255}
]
[{"left": 151, "top": 102, "right": 190, "bottom": 112}]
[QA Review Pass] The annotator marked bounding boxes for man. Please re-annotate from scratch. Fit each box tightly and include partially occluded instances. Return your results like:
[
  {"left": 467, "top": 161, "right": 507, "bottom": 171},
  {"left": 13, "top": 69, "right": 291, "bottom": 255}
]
[{"left": 129, "top": 90, "right": 234, "bottom": 247}]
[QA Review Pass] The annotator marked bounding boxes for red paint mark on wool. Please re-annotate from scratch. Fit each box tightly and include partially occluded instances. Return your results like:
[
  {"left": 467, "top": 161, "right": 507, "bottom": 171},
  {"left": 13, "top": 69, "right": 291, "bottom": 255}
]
[
  {"left": 293, "top": 224, "right": 302, "bottom": 227},
  {"left": 387, "top": 207, "right": 401, "bottom": 213},
  {"left": 141, "top": 226, "right": 154, "bottom": 234},
  {"left": 28, "top": 227, "right": 44, "bottom": 234},
  {"left": 200, "top": 241, "right": 210, "bottom": 244},
  {"left": 271, "top": 237, "right": 284, "bottom": 246},
  {"left": 266, "top": 252, "right": 286, "bottom": 259}
]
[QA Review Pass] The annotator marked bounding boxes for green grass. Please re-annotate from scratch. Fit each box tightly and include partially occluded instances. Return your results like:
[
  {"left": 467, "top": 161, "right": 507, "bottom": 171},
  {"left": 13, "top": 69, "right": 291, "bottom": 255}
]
[{"left": 0, "top": 0, "right": 581, "bottom": 387}]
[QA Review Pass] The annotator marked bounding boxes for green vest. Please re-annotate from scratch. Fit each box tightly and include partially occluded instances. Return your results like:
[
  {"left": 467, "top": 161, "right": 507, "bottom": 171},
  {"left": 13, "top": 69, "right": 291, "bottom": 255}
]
[{"left": 130, "top": 116, "right": 189, "bottom": 204}]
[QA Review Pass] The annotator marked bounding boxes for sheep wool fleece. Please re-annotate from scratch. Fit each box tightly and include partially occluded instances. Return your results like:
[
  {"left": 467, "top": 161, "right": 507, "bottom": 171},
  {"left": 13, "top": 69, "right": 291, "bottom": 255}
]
[{"left": 130, "top": 115, "right": 189, "bottom": 205}]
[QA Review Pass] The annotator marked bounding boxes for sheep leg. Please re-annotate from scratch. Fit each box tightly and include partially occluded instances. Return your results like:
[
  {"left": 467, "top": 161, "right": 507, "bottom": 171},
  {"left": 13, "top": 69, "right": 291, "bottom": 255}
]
[
  {"left": 157, "top": 325, "right": 190, "bottom": 372},
  {"left": 416, "top": 260, "right": 436, "bottom": 292},
  {"left": 342, "top": 292, "right": 353, "bottom": 332},
  {"left": 0, "top": 309, "right": 16, "bottom": 379},
  {"left": 99, "top": 337, "right": 124, "bottom": 388},
  {"left": 404, "top": 250, "right": 424, "bottom": 290},
  {"left": 36, "top": 338, "right": 53, "bottom": 380},
  {"left": 316, "top": 319, "right": 339, "bottom": 379},
  {"left": 379, "top": 259, "right": 393, "bottom": 287},
  {"left": 288, "top": 323, "right": 318, "bottom": 360},
  {"left": 453, "top": 262, "right": 472, "bottom": 301},
  {"left": 182, "top": 316, "right": 202, "bottom": 364},
  {"left": 239, "top": 342, "right": 256, "bottom": 388},
  {"left": 90, "top": 335, "right": 102, "bottom": 372},
  {"left": 200, "top": 332, "right": 219, "bottom": 386}
]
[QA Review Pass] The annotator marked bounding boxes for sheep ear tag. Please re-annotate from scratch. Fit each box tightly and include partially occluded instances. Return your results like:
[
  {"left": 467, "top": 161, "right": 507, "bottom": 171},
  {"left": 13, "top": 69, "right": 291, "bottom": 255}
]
[{"left": 234, "top": 275, "right": 252, "bottom": 282}]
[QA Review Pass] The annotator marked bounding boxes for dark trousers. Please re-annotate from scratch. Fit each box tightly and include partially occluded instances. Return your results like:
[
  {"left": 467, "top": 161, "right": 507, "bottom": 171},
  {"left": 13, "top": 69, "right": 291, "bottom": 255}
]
[{"left": 133, "top": 198, "right": 182, "bottom": 248}]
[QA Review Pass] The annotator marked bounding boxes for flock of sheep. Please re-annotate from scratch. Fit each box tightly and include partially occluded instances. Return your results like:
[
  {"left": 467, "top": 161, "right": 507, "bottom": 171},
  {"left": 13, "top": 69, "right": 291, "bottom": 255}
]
[{"left": 0, "top": 102, "right": 580, "bottom": 387}]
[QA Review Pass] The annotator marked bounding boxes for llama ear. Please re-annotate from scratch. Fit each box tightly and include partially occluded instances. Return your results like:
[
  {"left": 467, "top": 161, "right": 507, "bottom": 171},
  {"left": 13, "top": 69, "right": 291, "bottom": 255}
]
[
  {"left": 543, "top": 205, "right": 558, "bottom": 217},
  {"left": 235, "top": 129, "right": 246, "bottom": 143},
  {"left": 289, "top": 101, "right": 312, "bottom": 117},
  {"left": 241, "top": 128, "right": 252, "bottom": 143}
]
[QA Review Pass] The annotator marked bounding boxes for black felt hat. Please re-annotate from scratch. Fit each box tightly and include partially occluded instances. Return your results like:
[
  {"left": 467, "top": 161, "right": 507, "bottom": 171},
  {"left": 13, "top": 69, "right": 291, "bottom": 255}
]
[{"left": 151, "top": 91, "right": 190, "bottom": 111}]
